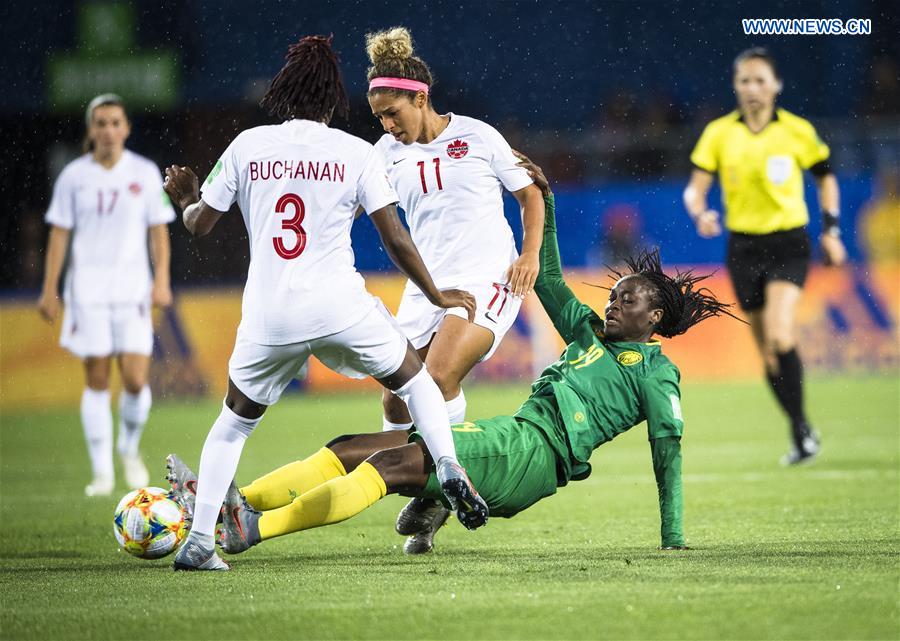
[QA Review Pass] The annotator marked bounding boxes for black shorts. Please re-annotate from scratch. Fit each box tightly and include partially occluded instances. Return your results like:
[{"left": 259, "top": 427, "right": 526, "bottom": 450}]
[{"left": 726, "top": 227, "right": 810, "bottom": 312}]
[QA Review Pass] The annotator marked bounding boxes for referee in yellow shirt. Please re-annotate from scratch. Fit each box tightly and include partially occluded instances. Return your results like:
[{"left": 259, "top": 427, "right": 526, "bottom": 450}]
[{"left": 683, "top": 48, "right": 847, "bottom": 465}]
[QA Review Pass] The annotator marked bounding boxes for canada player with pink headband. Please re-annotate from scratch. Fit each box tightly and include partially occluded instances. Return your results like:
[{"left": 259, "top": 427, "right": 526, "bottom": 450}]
[{"left": 365, "top": 27, "right": 545, "bottom": 554}]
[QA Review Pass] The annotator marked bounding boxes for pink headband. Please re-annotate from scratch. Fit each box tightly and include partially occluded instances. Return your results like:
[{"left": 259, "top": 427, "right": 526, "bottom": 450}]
[{"left": 368, "top": 77, "right": 429, "bottom": 94}]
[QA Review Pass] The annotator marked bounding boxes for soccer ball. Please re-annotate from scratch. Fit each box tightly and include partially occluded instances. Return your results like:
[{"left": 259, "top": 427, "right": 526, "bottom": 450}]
[{"left": 113, "top": 486, "right": 187, "bottom": 559}]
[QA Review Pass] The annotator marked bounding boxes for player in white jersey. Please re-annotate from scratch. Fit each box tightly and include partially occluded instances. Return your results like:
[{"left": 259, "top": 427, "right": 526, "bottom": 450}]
[
  {"left": 37, "top": 94, "right": 175, "bottom": 497},
  {"left": 364, "top": 28, "right": 545, "bottom": 553},
  {"left": 161, "top": 36, "right": 488, "bottom": 571}
]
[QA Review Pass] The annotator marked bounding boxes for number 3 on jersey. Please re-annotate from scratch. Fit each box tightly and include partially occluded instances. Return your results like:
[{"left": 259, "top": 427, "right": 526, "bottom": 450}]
[{"left": 273, "top": 193, "right": 306, "bottom": 259}]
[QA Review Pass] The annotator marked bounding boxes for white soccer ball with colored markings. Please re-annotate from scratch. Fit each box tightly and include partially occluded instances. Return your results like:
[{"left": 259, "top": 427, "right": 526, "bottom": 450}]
[{"left": 113, "top": 486, "right": 187, "bottom": 559}]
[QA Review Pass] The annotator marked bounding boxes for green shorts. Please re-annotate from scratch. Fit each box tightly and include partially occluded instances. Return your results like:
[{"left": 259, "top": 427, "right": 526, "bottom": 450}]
[{"left": 412, "top": 416, "right": 559, "bottom": 518}]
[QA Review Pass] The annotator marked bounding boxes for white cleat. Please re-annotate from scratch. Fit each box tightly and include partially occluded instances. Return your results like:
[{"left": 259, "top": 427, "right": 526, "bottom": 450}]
[
  {"left": 173, "top": 537, "right": 231, "bottom": 572},
  {"left": 121, "top": 452, "right": 150, "bottom": 489},
  {"left": 84, "top": 476, "right": 114, "bottom": 497}
]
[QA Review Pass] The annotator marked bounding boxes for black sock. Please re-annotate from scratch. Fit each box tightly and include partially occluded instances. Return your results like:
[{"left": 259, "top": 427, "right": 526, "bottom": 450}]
[{"left": 766, "top": 349, "right": 809, "bottom": 444}]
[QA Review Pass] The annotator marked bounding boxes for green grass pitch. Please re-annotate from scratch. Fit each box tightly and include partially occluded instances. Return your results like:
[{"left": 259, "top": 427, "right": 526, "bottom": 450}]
[{"left": 1, "top": 376, "right": 897, "bottom": 640}]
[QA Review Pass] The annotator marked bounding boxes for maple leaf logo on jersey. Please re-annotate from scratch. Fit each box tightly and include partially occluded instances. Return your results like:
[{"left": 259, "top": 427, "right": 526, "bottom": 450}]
[
  {"left": 447, "top": 139, "right": 469, "bottom": 159},
  {"left": 129, "top": 182, "right": 142, "bottom": 195}
]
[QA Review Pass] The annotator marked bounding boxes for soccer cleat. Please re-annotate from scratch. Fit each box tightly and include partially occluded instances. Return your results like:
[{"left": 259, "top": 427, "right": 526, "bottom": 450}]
[
  {"left": 396, "top": 497, "right": 450, "bottom": 554},
  {"left": 218, "top": 481, "right": 261, "bottom": 554},
  {"left": 165, "top": 454, "right": 198, "bottom": 524},
  {"left": 781, "top": 431, "right": 821, "bottom": 466},
  {"left": 84, "top": 476, "right": 114, "bottom": 497},
  {"left": 121, "top": 451, "right": 149, "bottom": 489},
  {"left": 436, "top": 458, "right": 488, "bottom": 531},
  {"left": 173, "top": 537, "right": 230, "bottom": 571}
]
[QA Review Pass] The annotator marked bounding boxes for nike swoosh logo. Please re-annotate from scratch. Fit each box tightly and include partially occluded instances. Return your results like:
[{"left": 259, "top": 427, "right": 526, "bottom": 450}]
[
  {"left": 186, "top": 480, "right": 198, "bottom": 496},
  {"left": 393, "top": 159, "right": 406, "bottom": 165},
  {"left": 231, "top": 506, "right": 246, "bottom": 541}
]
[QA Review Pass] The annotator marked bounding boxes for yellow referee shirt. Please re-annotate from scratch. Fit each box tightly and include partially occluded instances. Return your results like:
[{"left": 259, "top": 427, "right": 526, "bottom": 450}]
[{"left": 690, "top": 108, "right": 830, "bottom": 235}]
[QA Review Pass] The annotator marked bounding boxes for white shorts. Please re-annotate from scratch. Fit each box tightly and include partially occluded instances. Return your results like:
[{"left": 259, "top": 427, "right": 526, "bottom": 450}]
[
  {"left": 229, "top": 302, "right": 409, "bottom": 406},
  {"left": 60, "top": 302, "right": 154, "bottom": 359},
  {"left": 396, "top": 280, "right": 522, "bottom": 362}
]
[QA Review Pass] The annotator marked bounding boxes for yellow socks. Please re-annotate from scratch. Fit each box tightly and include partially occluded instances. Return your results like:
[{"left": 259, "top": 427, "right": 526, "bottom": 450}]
[
  {"left": 258, "top": 462, "right": 387, "bottom": 540},
  {"left": 241, "top": 447, "right": 347, "bottom": 511}
]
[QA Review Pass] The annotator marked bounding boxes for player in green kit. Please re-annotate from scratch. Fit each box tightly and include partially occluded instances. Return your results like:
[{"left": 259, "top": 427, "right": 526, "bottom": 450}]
[{"left": 167, "top": 155, "right": 739, "bottom": 561}]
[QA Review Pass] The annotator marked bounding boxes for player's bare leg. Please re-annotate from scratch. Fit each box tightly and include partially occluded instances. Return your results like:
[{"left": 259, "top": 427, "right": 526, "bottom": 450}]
[
  {"left": 383, "top": 317, "right": 494, "bottom": 549},
  {"left": 82, "top": 356, "right": 115, "bottom": 496},
  {"left": 382, "top": 317, "right": 493, "bottom": 423},
  {"left": 378, "top": 344, "right": 488, "bottom": 530},
  {"left": 117, "top": 353, "right": 151, "bottom": 488}
]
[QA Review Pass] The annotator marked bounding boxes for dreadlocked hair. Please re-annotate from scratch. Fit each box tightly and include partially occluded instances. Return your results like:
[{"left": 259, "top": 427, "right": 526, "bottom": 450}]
[
  {"left": 365, "top": 27, "right": 434, "bottom": 98},
  {"left": 260, "top": 35, "right": 349, "bottom": 122},
  {"left": 608, "top": 248, "right": 743, "bottom": 338}
]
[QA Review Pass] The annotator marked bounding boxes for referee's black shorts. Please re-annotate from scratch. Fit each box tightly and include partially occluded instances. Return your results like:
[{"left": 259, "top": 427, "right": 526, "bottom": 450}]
[{"left": 726, "top": 227, "right": 811, "bottom": 312}]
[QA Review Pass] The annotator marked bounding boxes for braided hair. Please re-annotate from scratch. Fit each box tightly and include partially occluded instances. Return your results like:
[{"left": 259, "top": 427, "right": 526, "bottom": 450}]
[
  {"left": 608, "top": 248, "right": 743, "bottom": 338},
  {"left": 260, "top": 35, "right": 349, "bottom": 122}
]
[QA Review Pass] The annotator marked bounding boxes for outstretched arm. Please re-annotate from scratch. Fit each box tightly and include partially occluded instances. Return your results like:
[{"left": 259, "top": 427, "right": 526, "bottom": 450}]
[
  {"left": 163, "top": 165, "right": 226, "bottom": 237},
  {"left": 650, "top": 436, "right": 686, "bottom": 549},
  {"left": 369, "top": 205, "right": 476, "bottom": 322},
  {"left": 534, "top": 193, "right": 579, "bottom": 318},
  {"left": 514, "top": 152, "right": 586, "bottom": 343}
]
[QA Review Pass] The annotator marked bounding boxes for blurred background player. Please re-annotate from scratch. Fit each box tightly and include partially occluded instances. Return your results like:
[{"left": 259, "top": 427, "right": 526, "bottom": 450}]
[
  {"left": 162, "top": 35, "right": 486, "bottom": 571},
  {"left": 364, "top": 27, "right": 544, "bottom": 552},
  {"left": 37, "top": 93, "right": 174, "bottom": 497},
  {"left": 682, "top": 48, "right": 848, "bottom": 465},
  {"left": 189, "top": 155, "right": 740, "bottom": 558}
]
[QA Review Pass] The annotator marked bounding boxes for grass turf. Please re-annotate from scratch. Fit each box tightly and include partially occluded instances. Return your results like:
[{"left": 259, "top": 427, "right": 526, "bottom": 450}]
[{"left": 1, "top": 376, "right": 897, "bottom": 640}]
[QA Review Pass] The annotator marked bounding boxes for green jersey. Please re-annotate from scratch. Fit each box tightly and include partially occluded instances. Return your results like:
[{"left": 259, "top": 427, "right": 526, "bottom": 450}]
[{"left": 515, "top": 194, "right": 685, "bottom": 547}]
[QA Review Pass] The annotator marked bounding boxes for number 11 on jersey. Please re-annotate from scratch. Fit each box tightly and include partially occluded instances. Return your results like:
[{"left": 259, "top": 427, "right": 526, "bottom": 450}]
[{"left": 417, "top": 157, "right": 443, "bottom": 194}]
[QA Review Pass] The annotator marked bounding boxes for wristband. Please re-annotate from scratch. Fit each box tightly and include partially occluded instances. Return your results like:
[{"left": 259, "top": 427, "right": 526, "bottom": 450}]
[{"left": 822, "top": 211, "right": 840, "bottom": 237}]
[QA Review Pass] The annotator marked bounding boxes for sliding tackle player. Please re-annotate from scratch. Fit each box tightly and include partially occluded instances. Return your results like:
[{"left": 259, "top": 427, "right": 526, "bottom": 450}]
[{"left": 168, "top": 154, "right": 740, "bottom": 558}]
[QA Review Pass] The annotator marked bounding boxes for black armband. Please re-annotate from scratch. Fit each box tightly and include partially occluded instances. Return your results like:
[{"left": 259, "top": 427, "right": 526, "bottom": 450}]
[
  {"left": 809, "top": 160, "right": 833, "bottom": 177},
  {"left": 822, "top": 210, "right": 841, "bottom": 237}
]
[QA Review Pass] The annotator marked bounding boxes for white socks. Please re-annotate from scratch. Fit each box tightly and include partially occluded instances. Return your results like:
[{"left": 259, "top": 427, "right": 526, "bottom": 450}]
[
  {"left": 445, "top": 390, "right": 466, "bottom": 424},
  {"left": 391, "top": 366, "right": 458, "bottom": 465},
  {"left": 117, "top": 386, "right": 151, "bottom": 457},
  {"left": 383, "top": 418, "right": 414, "bottom": 431},
  {"left": 383, "top": 388, "right": 465, "bottom": 435},
  {"left": 191, "top": 403, "right": 261, "bottom": 539},
  {"left": 81, "top": 388, "right": 114, "bottom": 482}
]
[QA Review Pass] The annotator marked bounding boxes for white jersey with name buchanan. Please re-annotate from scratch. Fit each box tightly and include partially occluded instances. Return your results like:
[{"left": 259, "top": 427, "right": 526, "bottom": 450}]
[
  {"left": 374, "top": 113, "right": 533, "bottom": 293},
  {"left": 45, "top": 149, "right": 175, "bottom": 306},
  {"left": 201, "top": 119, "right": 399, "bottom": 345}
]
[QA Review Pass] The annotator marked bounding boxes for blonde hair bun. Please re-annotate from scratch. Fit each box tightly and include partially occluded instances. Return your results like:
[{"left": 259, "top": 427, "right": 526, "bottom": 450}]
[{"left": 366, "top": 27, "right": 414, "bottom": 65}]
